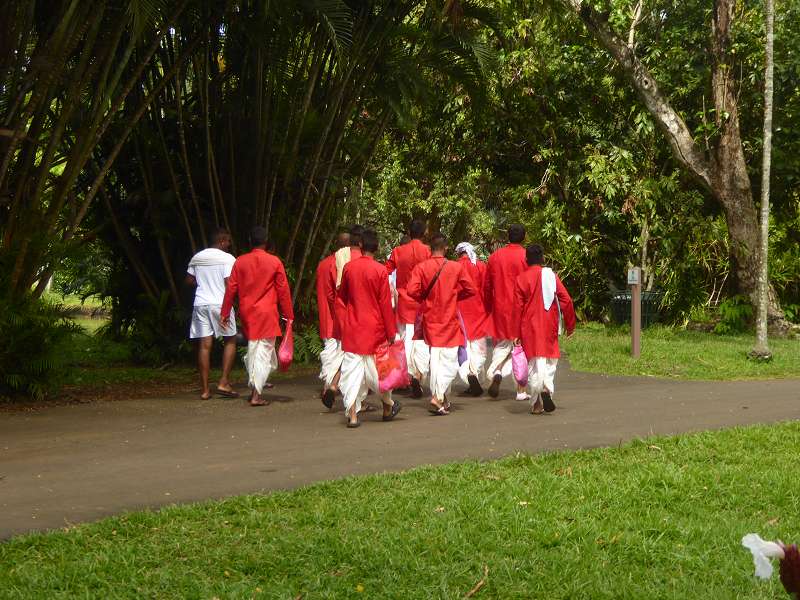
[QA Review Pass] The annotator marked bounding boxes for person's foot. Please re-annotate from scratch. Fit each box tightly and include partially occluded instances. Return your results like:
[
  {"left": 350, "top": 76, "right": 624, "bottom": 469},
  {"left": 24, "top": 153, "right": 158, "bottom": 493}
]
[
  {"left": 467, "top": 375, "right": 483, "bottom": 397},
  {"left": 215, "top": 385, "right": 239, "bottom": 398},
  {"left": 410, "top": 377, "right": 423, "bottom": 398},
  {"left": 359, "top": 403, "right": 378, "bottom": 413},
  {"left": 322, "top": 388, "right": 335, "bottom": 409},
  {"left": 250, "top": 397, "right": 268, "bottom": 406},
  {"left": 200, "top": 391, "right": 211, "bottom": 400},
  {"left": 428, "top": 399, "right": 449, "bottom": 415},
  {"left": 487, "top": 374, "right": 502, "bottom": 399},
  {"left": 515, "top": 391, "right": 531, "bottom": 402},
  {"left": 541, "top": 391, "right": 556, "bottom": 413},
  {"left": 383, "top": 400, "right": 402, "bottom": 421},
  {"left": 531, "top": 398, "right": 544, "bottom": 414}
]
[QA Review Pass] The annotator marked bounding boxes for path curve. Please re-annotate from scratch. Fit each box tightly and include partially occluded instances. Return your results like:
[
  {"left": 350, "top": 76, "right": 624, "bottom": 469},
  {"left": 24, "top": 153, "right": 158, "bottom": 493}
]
[{"left": 1, "top": 363, "right": 798, "bottom": 539}]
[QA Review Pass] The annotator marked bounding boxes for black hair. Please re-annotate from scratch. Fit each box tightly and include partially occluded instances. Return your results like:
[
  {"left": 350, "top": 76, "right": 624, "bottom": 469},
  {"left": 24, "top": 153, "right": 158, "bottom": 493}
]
[
  {"left": 526, "top": 243, "right": 544, "bottom": 265},
  {"left": 430, "top": 232, "right": 447, "bottom": 252},
  {"left": 409, "top": 219, "right": 426, "bottom": 239},
  {"left": 399, "top": 234, "right": 411, "bottom": 245},
  {"left": 349, "top": 224, "right": 365, "bottom": 246},
  {"left": 335, "top": 230, "right": 351, "bottom": 249},
  {"left": 508, "top": 224, "right": 526, "bottom": 244},
  {"left": 250, "top": 225, "right": 268, "bottom": 247},
  {"left": 209, "top": 227, "right": 231, "bottom": 245},
  {"left": 361, "top": 229, "right": 379, "bottom": 253}
]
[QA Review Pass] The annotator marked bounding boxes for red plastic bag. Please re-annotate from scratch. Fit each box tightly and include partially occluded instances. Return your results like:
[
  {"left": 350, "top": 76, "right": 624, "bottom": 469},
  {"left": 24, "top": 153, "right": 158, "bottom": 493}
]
[
  {"left": 512, "top": 344, "right": 528, "bottom": 386},
  {"left": 375, "top": 340, "right": 410, "bottom": 393},
  {"left": 278, "top": 320, "right": 294, "bottom": 371}
]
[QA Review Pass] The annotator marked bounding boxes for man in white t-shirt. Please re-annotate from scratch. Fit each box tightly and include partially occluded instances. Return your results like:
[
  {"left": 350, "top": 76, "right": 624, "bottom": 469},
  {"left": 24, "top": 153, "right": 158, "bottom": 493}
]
[{"left": 186, "top": 228, "right": 238, "bottom": 400}]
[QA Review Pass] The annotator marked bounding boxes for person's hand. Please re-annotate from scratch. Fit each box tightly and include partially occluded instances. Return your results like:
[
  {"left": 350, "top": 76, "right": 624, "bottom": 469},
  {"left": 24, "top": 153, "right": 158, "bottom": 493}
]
[
  {"left": 513, "top": 337, "right": 521, "bottom": 346},
  {"left": 220, "top": 315, "right": 231, "bottom": 329}
]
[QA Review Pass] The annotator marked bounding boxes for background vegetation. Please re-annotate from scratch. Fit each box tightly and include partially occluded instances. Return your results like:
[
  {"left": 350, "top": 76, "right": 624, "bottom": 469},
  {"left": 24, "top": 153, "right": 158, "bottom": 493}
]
[{"left": 1, "top": 0, "right": 798, "bottom": 399}]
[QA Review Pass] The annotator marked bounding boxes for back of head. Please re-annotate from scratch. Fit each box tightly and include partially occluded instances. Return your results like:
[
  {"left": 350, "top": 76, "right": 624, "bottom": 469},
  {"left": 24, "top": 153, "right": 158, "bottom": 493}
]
[
  {"left": 349, "top": 224, "right": 365, "bottom": 247},
  {"left": 429, "top": 232, "right": 448, "bottom": 253},
  {"left": 508, "top": 224, "right": 526, "bottom": 244},
  {"left": 335, "top": 230, "right": 351, "bottom": 250},
  {"left": 209, "top": 227, "right": 231, "bottom": 248},
  {"left": 399, "top": 234, "right": 411, "bottom": 246},
  {"left": 361, "top": 229, "right": 379, "bottom": 254},
  {"left": 526, "top": 243, "right": 544, "bottom": 266},
  {"left": 409, "top": 219, "right": 426, "bottom": 240},
  {"left": 250, "top": 225, "right": 268, "bottom": 247}
]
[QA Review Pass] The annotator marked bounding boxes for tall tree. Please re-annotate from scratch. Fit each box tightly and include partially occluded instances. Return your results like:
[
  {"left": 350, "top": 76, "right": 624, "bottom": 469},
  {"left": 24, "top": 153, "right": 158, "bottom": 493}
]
[
  {"left": 751, "top": 0, "right": 775, "bottom": 358},
  {"left": 558, "top": 0, "right": 790, "bottom": 333}
]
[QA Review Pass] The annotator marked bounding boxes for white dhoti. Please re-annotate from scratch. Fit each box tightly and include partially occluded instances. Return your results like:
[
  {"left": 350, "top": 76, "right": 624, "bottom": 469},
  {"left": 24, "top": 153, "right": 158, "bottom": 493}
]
[
  {"left": 401, "top": 323, "right": 431, "bottom": 380},
  {"left": 429, "top": 346, "right": 460, "bottom": 400},
  {"left": 319, "top": 338, "right": 344, "bottom": 387},
  {"left": 527, "top": 357, "right": 559, "bottom": 397},
  {"left": 458, "top": 337, "right": 488, "bottom": 385},
  {"left": 487, "top": 339, "right": 514, "bottom": 379},
  {"left": 340, "top": 352, "right": 392, "bottom": 415},
  {"left": 245, "top": 338, "right": 277, "bottom": 394}
]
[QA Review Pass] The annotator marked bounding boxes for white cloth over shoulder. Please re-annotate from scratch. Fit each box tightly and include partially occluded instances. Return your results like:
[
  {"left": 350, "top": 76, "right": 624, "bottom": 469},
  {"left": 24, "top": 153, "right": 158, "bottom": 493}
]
[
  {"left": 335, "top": 246, "right": 351, "bottom": 288},
  {"left": 187, "top": 248, "right": 236, "bottom": 306},
  {"left": 245, "top": 338, "right": 277, "bottom": 395},
  {"left": 542, "top": 266, "right": 556, "bottom": 311},
  {"left": 455, "top": 242, "right": 478, "bottom": 265}
]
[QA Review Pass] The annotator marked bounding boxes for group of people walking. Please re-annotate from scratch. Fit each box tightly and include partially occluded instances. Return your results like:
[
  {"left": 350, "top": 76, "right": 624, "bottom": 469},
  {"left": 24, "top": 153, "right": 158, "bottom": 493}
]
[{"left": 186, "top": 221, "right": 576, "bottom": 429}]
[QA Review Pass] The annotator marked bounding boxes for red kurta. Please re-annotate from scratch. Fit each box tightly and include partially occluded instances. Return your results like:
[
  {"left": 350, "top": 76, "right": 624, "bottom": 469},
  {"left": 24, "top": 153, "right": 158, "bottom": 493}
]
[
  {"left": 407, "top": 257, "right": 476, "bottom": 347},
  {"left": 221, "top": 249, "right": 294, "bottom": 339},
  {"left": 338, "top": 255, "right": 397, "bottom": 355},
  {"left": 315, "top": 253, "right": 336, "bottom": 339},
  {"left": 386, "top": 239, "right": 431, "bottom": 324},
  {"left": 332, "top": 247, "right": 362, "bottom": 340},
  {"left": 457, "top": 256, "right": 491, "bottom": 340},
  {"left": 484, "top": 243, "right": 527, "bottom": 340},
  {"left": 513, "top": 265, "right": 576, "bottom": 359}
]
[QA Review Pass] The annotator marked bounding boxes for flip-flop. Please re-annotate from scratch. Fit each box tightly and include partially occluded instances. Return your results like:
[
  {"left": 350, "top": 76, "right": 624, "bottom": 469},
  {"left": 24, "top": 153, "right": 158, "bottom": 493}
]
[
  {"left": 487, "top": 374, "right": 502, "bottom": 398},
  {"left": 346, "top": 420, "right": 361, "bottom": 428},
  {"left": 383, "top": 400, "right": 402, "bottom": 422},
  {"left": 428, "top": 404, "right": 449, "bottom": 416},
  {"left": 541, "top": 391, "right": 556, "bottom": 413},
  {"left": 322, "top": 389, "right": 335, "bottom": 409},
  {"left": 216, "top": 388, "right": 240, "bottom": 398}
]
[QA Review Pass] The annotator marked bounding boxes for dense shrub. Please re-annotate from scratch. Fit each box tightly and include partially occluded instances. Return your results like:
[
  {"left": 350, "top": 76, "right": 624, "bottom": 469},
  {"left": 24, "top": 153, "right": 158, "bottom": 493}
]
[{"left": 0, "top": 295, "right": 80, "bottom": 400}]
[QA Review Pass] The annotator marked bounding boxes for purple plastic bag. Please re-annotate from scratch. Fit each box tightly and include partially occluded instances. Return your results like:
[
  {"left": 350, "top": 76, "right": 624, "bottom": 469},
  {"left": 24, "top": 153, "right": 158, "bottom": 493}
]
[{"left": 511, "top": 344, "right": 528, "bottom": 386}]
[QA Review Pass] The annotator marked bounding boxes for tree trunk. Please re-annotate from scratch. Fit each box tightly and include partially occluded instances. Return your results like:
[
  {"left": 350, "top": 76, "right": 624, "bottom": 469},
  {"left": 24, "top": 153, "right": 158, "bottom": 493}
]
[{"left": 752, "top": 0, "right": 775, "bottom": 355}]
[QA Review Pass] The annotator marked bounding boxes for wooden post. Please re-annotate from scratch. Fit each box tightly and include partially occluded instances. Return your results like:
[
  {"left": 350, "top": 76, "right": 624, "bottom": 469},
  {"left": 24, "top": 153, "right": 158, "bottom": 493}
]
[{"left": 629, "top": 267, "right": 641, "bottom": 358}]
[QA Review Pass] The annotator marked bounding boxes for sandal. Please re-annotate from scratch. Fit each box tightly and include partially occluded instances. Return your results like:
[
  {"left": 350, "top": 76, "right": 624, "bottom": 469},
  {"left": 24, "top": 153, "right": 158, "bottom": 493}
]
[
  {"left": 346, "top": 420, "right": 361, "bottom": 428},
  {"left": 322, "top": 388, "right": 335, "bottom": 409},
  {"left": 428, "top": 401, "right": 449, "bottom": 416},
  {"left": 541, "top": 391, "right": 556, "bottom": 413},
  {"left": 531, "top": 398, "right": 544, "bottom": 414},
  {"left": 216, "top": 388, "right": 240, "bottom": 398},
  {"left": 383, "top": 400, "right": 402, "bottom": 422}
]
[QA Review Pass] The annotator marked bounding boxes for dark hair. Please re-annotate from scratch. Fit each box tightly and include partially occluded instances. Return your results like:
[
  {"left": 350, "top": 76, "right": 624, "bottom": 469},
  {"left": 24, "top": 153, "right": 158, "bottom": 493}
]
[
  {"left": 209, "top": 227, "right": 231, "bottom": 245},
  {"left": 250, "top": 225, "right": 268, "bottom": 247},
  {"left": 349, "top": 224, "right": 365, "bottom": 246},
  {"left": 361, "top": 229, "right": 379, "bottom": 253},
  {"left": 335, "top": 230, "right": 351, "bottom": 249},
  {"left": 399, "top": 234, "right": 411, "bottom": 245},
  {"left": 429, "top": 232, "right": 447, "bottom": 252},
  {"left": 526, "top": 243, "right": 544, "bottom": 265},
  {"left": 508, "top": 224, "right": 526, "bottom": 244},
  {"left": 409, "top": 219, "right": 426, "bottom": 239}
]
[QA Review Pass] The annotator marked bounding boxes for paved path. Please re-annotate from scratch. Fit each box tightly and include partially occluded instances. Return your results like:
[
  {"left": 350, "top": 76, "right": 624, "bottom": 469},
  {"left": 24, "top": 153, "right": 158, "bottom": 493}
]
[{"left": 1, "top": 363, "right": 798, "bottom": 539}]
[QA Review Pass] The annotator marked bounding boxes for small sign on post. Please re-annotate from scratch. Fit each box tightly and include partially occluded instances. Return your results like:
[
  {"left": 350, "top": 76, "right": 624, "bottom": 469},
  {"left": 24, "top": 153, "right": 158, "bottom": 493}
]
[{"left": 628, "top": 267, "right": 642, "bottom": 358}]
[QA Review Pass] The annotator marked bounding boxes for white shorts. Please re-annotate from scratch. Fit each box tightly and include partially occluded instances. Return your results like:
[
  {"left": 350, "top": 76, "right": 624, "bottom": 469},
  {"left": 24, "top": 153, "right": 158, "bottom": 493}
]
[{"left": 189, "top": 305, "right": 236, "bottom": 339}]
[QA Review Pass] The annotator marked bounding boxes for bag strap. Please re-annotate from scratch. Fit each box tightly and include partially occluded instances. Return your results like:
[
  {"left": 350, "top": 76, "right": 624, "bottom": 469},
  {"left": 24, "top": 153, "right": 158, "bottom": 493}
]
[{"left": 421, "top": 259, "right": 448, "bottom": 301}]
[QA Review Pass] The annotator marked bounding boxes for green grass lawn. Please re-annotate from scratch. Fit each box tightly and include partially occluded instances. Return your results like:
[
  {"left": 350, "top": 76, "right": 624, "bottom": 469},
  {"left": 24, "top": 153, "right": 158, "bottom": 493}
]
[
  {"left": 2, "top": 422, "right": 798, "bottom": 598},
  {"left": 563, "top": 323, "right": 800, "bottom": 380}
]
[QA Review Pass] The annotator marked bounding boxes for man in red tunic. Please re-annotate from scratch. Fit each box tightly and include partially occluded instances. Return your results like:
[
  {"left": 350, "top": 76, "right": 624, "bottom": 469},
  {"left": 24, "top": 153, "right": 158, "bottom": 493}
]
[
  {"left": 338, "top": 230, "right": 401, "bottom": 428},
  {"left": 386, "top": 219, "right": 431, "bottom": 397},
  {"left": 221, "top": 226, "right": 294, "bottom": 406},
  {"left": 484, "top": 224, "right": 528, "bottom": 399},
  {"left": 454, "top": 241, "right": 491, "bottom": 396},
  {"left": 513, "top": 244, "right": 576, "bottom": 414},
  {"left": 316, "top": 230, "right": 350, "bottom": 408},
  {"left": 407, "top": 234, "right": 476, "bottom": 415}
]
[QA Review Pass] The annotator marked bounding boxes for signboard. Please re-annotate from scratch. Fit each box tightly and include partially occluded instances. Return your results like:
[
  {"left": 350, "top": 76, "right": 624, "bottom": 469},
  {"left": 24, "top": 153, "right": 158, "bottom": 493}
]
[{"left": 627, "top": 267, "right": 641, "bottom": 286}]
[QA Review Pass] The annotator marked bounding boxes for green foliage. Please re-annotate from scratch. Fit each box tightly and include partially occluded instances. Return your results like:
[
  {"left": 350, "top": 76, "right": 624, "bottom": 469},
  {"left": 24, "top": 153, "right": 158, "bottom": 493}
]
[
  {"left": 293, "top": 323, "right": 323, "bottom": 365},
  {"left": 714, "top": 296, "right": 754, "bottom": 335},
  {"left": 0, "top": 295, "right": 80, "bottom": 400}
]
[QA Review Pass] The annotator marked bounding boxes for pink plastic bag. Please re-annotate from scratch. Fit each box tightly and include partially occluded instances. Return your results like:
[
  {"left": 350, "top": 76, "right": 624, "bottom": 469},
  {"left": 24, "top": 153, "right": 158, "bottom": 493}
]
[
  {"left": 278, "top": 320, "right": 294, "bottom": 371},
  {"left": 375, "top": 340, "right": 410, "bottom": 393},
  {"left": 512, "top": 344, "right": 528, "bottom": 386}
]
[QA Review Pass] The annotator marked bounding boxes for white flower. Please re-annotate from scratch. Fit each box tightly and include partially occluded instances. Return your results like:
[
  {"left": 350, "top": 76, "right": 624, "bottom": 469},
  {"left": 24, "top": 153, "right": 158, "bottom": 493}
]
[{"left": 742, "top": 533, "right": 786, "bottom": 579}]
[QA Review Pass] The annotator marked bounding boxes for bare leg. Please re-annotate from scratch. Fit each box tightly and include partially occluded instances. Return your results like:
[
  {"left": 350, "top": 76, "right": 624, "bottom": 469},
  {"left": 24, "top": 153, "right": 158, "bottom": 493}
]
[
  {"left": 198, "top": 337, "right": 213, "bottom": 399},
  {"left": 217, "top": 336, "right": 237, "bottom": 392}
]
